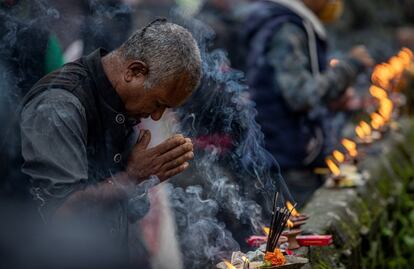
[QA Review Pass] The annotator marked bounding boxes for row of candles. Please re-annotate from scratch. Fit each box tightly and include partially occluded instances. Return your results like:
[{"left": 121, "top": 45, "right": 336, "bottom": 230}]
[
  {"left": 221, "top": 48, "right": 414, "bottom": 269},
  {"left": 325, "top": 48, "right": 414, "bottom": 178}
]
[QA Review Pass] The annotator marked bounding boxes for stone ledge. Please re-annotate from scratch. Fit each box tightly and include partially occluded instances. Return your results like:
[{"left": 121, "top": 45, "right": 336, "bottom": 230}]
[{"left": 300, "top": 119, "right": 414, "bottom": 269}]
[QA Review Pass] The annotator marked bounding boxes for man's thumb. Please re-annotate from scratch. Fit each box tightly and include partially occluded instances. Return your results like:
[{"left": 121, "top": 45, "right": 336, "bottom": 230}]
[{"left": 137, "top": 129, "right": 151, "bottom": 149}]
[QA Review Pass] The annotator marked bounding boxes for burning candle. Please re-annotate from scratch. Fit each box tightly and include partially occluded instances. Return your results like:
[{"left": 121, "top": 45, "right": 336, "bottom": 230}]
[
  {"left": 355, "top": 125, "right": 365, "bottom": 140},
  {"left": 263, "top": 226, "right": 270, "bottom": 236},
  {"left": 389, "top": 56, "right": 405, "bottom": 76},
  {"left": 370, "top": 112, "right": 385, "bottom": 130},
  {"left": 286, "top": 219, "right": 294, "bottom": 229},
  {"left": 398, "top": 48, "right": 413, "bottom": 68},
  {"left": 341, "top": 138, "right": 358, "bottom": 158},
  {"left": 287, "top": 201, "right": 309, "bottom": 227},
  {"left": 355, "top": 121, "right": 373, "bottom": 143},
  {"left": 371, "top": 63, "right": 395, "bottom": 90},
  {"left": 371, "top": 48, "right": 413, "bottom": 92},
  {"left": 360, "top": 121, "right": 372, "bottom": 137},
  {"left": 391, "top": 48, "right": 414, "bottom": 78},
  {"left": 286, "top": 201, "right": 299, "bottom": 217},
  {"left": 325, "top": 157, "right": 341, "bottom": 177},
  {"left": 369, "top": 85, "right": 388, "bottom": 99},
  {"left": 378, "top": 98, "right": 393, "bottom": 120},
  {"left": 333, "top": 150, "right": 345, "bottom": 163}
]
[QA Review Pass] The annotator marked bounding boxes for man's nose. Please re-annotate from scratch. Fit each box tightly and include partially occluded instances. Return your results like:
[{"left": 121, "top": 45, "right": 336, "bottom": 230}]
[{"left": 151, "top": 107, "right": 166, "bottom": 121}]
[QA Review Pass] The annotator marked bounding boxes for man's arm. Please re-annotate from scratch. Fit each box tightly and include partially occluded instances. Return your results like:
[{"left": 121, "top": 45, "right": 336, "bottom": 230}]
[
  {"left": 266, "top": 23, "right": 370, "bottom": 112},
  {"left": 21, "top": 89, "right": 91, "bottom": 217}
]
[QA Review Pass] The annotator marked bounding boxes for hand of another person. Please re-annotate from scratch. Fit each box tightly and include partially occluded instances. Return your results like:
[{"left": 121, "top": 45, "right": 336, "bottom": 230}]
[
  {"left": 349, "top": 45, "right": 375, "bottom": 68},
  {"left": 126, "top": 130, "right": 194, "bottom": 182}
]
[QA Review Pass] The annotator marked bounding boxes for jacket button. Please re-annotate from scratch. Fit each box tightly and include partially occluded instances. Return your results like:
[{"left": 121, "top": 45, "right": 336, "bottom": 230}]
[
  {"left": 115, "top": 114, "right": 125, "bottom": 124},
  {"left": 113, "top": 153, "right": 122, "bottom": 163}
]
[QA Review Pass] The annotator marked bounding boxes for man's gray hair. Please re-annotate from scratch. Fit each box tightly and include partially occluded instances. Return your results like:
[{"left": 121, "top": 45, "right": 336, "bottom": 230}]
[{"left": 119, "top": 20, "right": 202, "bottom": 91}]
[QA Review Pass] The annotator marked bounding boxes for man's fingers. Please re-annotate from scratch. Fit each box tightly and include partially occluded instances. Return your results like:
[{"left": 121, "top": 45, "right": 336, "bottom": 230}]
[
  {"left": 161, "top": 151, "right": 194, "bottom": 171},
  {"left": 136, "top": 129, "right": 151, "bottom": 150},
  {"left": 161, "top": 162, "right": 190, "bottom": 181},
  {"left": 153, "top": 134, "right": 186, "bottom": 154},
  {"left": 158, "top": 141, "right": 193, "bottom": 164}
]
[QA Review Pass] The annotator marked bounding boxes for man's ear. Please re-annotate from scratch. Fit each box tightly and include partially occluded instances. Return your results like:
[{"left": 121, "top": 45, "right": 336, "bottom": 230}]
[{"left": 124, "top": 61, "right": 148, "bottom": 82}]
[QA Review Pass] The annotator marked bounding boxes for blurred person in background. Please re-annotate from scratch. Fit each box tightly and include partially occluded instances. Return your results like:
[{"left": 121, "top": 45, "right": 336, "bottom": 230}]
[
  {"left": 0, "top": 0, "right": 64, "bottom": 200},
  {"left": 239, "top": 0, "right": 374, "bottom": 206},
  {"left": 125, "top": 0, "right": 177, "bottom": 29},
  {"left": 326, "top": 0, "right": 414, "bottom": 59},
  {"left": 48, "top": 0, "right": 133, "bottom": 62},
  {"left": 196, "top": 0, "right": 249, "bottom": 67}
]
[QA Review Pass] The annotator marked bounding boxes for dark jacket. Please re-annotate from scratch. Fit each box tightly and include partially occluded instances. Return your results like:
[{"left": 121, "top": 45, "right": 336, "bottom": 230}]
[
  {"left": 20, "top": 49, "right": 151, "bottom": 269},
  {"left": 243, "top": 0, "right": 329, "bottom": 169}
]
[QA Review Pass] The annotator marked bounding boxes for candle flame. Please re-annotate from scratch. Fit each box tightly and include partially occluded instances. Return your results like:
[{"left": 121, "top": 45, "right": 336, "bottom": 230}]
[
  {"left": 402, "top": 47, "right": 413, "bottom": 57},
  {"left": 286, "top": 201, "right": 299, "bottom": 217},
  {"left": 371, "top": 48, "right": 413, "bottom": 91},
  {"left": 369, "top": 85, "right": 388, "bottom": 99},
  {"left": 371, "top": 112, "right": 385, "bottom": 130},
  {"left": 326, "top": 157, "right": 341, "bottom": 176},
  {"left": 341, "top": 138, "right": 358, "bottom": 157},
  {"left": 333, "top": 150, "right": 345, "bottom": 163},
  {"left": 355, "top": 125, "right": 365, "bottom": 140},
  {"left": 360, "top": 121, "right": 372, "bottom": 136},
  {"left": 286, "top": 219, "right": 294, "bottom": 229},
  {"left": 263, "top": 226, "right": 270, "bottom": 236},
  {"left": 223, "top": 260, "right": 236, "bottom": 269},
  {"left": 378, "top": 98, "right": 393, "bottom": 120},
  {"left": 399, "top": 48, "right": 413, "bottom": 68},
  {"left": 389, "top": 56, "right": 405, "bottom": 75},
  {"left": 371, "top": 63, "right": 394, "bottom": 89},
  {"left": 342, "top": 138, "right": 356, "bottom": 150}
]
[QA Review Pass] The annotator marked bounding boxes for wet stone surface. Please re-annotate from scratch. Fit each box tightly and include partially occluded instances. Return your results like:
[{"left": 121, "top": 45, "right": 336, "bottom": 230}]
[{"left": 298, "top": 119, "right": 414, "bottom": 269}]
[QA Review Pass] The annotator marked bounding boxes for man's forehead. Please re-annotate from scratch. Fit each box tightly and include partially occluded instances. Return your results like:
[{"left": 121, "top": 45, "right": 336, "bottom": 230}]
[{"left": 161, "top": 73, "right": 193, "bottom": 107}]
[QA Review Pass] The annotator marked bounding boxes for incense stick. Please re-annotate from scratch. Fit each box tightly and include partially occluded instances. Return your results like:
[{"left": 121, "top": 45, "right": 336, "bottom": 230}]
[
  {"left": 273, "top": 203, "right": 297, "bottom": 247},
  {"left": 265, "top": 194, "right": 298, "bottom": 252},
  {"left": 266, "top": 192, "right": 278, "bottom": 252}
]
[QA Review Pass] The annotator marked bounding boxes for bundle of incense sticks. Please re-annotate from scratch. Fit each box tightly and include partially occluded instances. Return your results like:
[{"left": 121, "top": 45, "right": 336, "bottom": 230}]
[{"left": 265, "top": 192, "right": 296, "bottom": 252}]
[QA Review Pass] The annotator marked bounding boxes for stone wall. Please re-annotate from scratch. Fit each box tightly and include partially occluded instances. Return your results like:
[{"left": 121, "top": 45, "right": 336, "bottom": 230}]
[{"left": 300, "top": 119, "right": 414, "bottom": 269}]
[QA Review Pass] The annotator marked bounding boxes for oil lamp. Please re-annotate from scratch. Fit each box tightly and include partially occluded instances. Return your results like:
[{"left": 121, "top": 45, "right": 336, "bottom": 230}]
[
  {"left": 341, "top": 138, "right": 358, "bottom": 159},
  {"left": 355, "top": 121, "right": 373, "bottom": 144},
  {"left": 325, "top": 155, "right": 364, "bottom": 188},
  {"left": 332, "top": 150, "right": 345, "bottom": 163}
]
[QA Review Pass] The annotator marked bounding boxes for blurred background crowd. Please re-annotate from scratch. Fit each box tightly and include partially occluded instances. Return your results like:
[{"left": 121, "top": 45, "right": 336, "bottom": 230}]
[{"left": 1, "top": 0, "right": 414, "bottom": 268}]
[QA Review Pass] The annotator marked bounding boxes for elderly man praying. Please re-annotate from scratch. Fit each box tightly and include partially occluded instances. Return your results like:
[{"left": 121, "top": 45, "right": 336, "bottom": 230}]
[{"left": 20, "top": 20, "right": 202, "bottom": 269}]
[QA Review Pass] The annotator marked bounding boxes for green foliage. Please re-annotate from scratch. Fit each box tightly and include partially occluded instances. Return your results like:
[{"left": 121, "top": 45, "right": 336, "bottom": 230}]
[
  {"left": 314, "top": 261, "right": 331, "bottom": 269},
  {"left": 361, "top": 142, "right": 414, "bottom": 269}
]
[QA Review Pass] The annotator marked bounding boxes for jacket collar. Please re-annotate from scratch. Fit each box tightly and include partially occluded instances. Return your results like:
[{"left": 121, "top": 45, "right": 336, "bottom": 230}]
[
  {"left": 266, "top": 0, "right": 327, "bottom": 40},
  {"left": 83, "top": 48, "right": 127, "bottom": 114}
]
